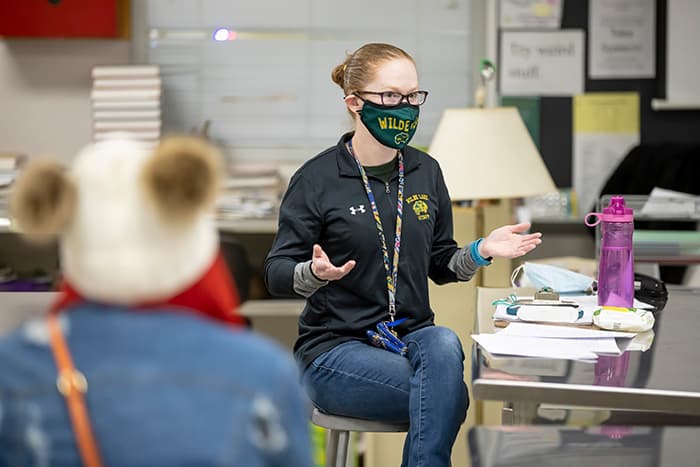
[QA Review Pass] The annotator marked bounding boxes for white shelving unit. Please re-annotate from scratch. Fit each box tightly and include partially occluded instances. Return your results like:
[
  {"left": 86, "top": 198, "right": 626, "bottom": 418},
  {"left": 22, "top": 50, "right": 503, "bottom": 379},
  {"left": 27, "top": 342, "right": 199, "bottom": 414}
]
[{"left": 651, "top": 99, "right": 700, "bottom": 111}]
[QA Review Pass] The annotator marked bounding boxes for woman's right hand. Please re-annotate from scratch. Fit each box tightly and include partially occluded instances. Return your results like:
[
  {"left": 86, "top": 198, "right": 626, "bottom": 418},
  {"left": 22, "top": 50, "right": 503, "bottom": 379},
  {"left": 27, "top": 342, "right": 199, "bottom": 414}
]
[{"left": 311, "top": 244, "right": 356, "bottom": 281}]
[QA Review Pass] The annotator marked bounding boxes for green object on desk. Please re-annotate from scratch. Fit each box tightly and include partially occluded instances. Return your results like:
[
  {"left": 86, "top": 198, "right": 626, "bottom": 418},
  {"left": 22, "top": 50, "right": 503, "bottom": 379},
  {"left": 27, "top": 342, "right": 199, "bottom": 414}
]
[{"left": 633, "top": 230, "right": 700, "bottom": 255}]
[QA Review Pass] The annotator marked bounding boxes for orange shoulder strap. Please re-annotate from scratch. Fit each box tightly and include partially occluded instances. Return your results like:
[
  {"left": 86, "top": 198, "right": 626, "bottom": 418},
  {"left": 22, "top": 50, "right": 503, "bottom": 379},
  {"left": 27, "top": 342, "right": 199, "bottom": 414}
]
[{"left": 47, "top": 313, "right": 105, "bottom": 467}]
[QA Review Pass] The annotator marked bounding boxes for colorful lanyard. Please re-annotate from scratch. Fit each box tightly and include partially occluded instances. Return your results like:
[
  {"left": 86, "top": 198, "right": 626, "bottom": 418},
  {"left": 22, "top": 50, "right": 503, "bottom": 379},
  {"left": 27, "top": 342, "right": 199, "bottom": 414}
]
[{"left": 347, "top": 138, "right": 404, "bottom": 321}]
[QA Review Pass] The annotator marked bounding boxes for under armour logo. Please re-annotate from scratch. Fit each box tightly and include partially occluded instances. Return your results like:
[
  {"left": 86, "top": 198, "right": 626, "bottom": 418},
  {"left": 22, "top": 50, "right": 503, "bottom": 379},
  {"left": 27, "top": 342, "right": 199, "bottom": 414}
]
[{"left": 349, "top": 205, "right": 366, "bottom": 215}]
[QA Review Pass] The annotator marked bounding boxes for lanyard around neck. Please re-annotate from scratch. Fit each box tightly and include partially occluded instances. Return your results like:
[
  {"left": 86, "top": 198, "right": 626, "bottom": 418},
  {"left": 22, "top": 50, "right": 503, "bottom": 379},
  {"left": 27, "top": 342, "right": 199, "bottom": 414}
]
[{"left": 347, "top": 138, "right": 405, "bottom": 321}]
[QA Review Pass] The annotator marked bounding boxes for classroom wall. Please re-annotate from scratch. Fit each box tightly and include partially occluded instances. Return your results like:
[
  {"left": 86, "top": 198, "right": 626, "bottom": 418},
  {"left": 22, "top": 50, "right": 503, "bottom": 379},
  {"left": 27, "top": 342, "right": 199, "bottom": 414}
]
[
  {"left": 0, "top": 39, "right": 130, "bottom": 162},
  {"left": 535, "top": 0, "right": 700, "bottom": 188},
  {"left": 3, "top": 1, "right": 697, "bottom": 171}
]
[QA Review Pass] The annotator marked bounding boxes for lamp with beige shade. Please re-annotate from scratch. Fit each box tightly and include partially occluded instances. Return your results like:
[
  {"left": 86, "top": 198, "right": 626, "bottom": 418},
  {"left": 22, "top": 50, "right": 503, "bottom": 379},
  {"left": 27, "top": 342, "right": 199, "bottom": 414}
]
[
  {"left": 429, "top": 106, "right": 557, "bottom": 286},
  {"left": 420, "top": 106, "right": 559, "bottom": 443}
]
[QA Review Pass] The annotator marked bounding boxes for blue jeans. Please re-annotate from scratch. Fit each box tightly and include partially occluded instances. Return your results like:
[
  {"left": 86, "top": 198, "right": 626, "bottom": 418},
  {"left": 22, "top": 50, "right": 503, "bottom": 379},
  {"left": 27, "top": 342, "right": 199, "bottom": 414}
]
[{"left": 302, "top": 326, "right": 468, "bottom": 467}]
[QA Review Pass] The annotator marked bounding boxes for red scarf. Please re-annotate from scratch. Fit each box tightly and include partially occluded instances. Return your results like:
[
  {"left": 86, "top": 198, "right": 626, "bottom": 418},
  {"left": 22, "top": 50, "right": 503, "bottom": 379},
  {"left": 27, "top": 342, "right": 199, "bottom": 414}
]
[{"left": 50, "top": 252, "right": 245, "bottom": 327}]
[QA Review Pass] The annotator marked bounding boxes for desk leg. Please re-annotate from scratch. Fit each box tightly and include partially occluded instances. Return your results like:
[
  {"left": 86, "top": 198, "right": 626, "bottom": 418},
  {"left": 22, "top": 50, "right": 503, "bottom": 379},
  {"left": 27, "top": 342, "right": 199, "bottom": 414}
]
[
  {"left": 502, "top": 401, "right": 538, "bottom": 425},
  {"left": 502, "top": 404, "right": 514, "bottom": 425}
]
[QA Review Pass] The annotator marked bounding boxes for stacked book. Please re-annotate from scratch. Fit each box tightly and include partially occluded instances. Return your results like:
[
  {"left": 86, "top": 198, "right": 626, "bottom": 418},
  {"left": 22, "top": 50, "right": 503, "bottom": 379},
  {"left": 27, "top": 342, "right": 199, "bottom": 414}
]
[{"left": 91, "top": 65, "right": 162, "bottom": 146}]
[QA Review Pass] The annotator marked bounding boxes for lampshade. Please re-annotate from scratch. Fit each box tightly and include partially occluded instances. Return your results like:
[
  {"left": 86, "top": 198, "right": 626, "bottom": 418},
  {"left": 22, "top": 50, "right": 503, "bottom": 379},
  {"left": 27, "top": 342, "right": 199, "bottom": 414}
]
[{"left": 429, "top": 107, "right": 556, "bottom": 200}]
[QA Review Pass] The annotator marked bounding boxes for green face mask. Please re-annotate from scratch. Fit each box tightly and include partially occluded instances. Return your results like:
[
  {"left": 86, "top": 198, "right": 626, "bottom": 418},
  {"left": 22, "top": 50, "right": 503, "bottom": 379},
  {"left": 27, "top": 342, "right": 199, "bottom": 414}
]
[{"left": 359, "top": 101, "right": 420, "bottom": 149}]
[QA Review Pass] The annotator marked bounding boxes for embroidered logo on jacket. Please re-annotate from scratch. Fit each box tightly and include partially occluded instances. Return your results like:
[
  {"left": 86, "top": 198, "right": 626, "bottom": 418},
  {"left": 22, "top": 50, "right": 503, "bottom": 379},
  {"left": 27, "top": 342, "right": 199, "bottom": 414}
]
[
  {"left": 406, "top": 194, "right": 430, "bottom": 221},
  {"left": 349, "top": 205, "right": 366, "bottom": 215}
]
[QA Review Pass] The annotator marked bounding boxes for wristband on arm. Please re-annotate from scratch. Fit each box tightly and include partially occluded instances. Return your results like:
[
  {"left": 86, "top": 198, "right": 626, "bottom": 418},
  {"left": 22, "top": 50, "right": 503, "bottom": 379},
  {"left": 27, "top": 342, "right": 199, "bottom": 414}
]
[{"left": 470, "top": 238, "right": 493, "bottom": 267}]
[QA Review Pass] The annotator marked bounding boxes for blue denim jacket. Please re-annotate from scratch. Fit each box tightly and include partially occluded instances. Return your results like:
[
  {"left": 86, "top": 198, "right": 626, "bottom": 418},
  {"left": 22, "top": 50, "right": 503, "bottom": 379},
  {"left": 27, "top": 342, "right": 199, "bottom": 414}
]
[{"left": 0, "top": 304, "right": 313, "bottom": 467}]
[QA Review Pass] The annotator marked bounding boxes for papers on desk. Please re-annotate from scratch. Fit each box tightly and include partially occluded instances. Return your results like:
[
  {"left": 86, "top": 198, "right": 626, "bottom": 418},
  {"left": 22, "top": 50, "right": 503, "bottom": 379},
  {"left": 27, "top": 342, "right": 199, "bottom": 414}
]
[
  {"left": 500, "top": 322, "right": 636, "bottom": 340},
  {"left": 640, "top": 187, "right": 698, "bottom": 218},
  {"left": 473, "top": 322, "right": 636, "bottom": 361},
  {"left": 473, "top": 333, "right": 598, "bottom": 361},
  {"left": 217, "top": 164, "right": 283, "bottom": 220},
  {"left": 483, "top": 293, "right": 655, "bottom": 360}
]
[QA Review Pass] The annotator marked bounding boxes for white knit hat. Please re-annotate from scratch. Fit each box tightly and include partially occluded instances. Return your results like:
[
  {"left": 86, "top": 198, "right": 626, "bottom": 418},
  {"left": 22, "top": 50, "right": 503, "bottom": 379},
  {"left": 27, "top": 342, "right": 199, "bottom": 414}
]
[{"left": 10, "top": 135, "right": 223, "bottom": 306}]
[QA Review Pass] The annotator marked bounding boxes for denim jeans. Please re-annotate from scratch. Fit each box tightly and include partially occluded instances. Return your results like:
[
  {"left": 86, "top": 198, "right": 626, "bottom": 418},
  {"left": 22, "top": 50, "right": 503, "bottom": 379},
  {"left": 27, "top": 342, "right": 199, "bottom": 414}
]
[{"left": 302, "top": 325, "right": 468, "bottom": 467}]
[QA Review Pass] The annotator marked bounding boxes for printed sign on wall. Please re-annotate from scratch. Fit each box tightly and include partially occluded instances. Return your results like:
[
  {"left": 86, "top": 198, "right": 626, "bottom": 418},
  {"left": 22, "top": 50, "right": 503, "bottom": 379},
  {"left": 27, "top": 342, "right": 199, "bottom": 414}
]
[
  {"left": 500, "top": 30, "right": 584, "bottom": 96},
  {"left": 589, "top": 0, "right": 656, "bottom": 79},
  {"left": 500, "top": 0, "right": 563, "bottom": 29}
]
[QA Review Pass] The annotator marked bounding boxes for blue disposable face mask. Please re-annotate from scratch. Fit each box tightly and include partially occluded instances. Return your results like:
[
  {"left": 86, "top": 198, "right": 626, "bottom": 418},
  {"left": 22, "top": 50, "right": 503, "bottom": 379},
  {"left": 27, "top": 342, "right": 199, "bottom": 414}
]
[{"left": 511, "top": 262, "right": 597, "bottom": 294}]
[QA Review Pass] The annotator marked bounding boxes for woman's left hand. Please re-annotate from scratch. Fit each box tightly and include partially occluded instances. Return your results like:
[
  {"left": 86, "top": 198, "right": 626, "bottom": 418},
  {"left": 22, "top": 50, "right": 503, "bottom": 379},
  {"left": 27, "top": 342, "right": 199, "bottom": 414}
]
[{"left": 480, "top": 222, "right": 542, "bottom": 259}]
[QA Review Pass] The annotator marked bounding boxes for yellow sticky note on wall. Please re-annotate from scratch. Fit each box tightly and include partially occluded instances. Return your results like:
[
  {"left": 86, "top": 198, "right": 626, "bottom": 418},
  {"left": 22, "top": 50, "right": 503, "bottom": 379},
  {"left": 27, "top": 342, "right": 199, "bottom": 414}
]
[{"left": 573, "top": 92, "right": 640, "bottom": 134}]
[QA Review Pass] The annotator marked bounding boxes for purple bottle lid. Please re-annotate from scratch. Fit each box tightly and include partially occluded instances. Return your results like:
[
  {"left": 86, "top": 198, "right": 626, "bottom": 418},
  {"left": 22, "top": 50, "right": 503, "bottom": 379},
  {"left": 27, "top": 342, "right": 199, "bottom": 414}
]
[{"left": 585, "top": 196, "right": 634, "bottom": 226}]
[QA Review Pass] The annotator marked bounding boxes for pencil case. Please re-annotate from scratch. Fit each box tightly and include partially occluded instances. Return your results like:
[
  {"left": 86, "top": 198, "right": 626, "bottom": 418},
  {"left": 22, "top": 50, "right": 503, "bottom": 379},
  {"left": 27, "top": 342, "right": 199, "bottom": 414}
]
[{"left": 592, "top": 306, "right": 655, "bottom": 332}]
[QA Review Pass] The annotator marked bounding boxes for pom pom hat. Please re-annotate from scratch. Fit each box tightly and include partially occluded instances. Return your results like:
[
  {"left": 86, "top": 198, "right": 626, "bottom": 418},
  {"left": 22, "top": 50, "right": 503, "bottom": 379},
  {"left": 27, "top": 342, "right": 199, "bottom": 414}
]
[{"left": 10, "top": 135, "right": 243, "bottom": 326}]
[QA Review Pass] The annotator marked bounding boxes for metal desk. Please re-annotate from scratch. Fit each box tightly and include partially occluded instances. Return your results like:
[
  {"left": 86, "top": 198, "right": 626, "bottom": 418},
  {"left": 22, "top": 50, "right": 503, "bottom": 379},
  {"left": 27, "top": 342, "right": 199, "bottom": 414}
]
[
  {"left": 472, "top": 286, "right": 700, "bottom": 424},
  {"left": 469, "top": 425, "right": 700, "bottom": 467}
]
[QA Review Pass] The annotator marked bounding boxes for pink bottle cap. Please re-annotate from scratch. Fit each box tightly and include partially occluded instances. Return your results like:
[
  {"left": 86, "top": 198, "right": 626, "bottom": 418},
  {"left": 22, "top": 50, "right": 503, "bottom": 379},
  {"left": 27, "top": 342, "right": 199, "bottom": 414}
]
[{"left": 585, "top": 196, "right": 634, "bottom": 226}]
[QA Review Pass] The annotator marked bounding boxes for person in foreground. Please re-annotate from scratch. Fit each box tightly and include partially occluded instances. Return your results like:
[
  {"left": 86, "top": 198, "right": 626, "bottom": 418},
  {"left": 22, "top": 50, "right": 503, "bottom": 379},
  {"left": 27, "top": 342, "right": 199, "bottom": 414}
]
[
  {"left": 0, "top": 136, "right": 313, "bottom": 467},
  {"left": 265, "top": 43, "right": 542, "bottom": 467}
]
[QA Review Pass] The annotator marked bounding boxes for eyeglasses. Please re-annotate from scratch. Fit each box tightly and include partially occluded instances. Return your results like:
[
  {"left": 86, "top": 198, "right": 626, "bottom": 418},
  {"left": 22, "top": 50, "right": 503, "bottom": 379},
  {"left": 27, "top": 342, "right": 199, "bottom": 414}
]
[{"left": 354, "top": 90, "right": 429, "bottom": 106}]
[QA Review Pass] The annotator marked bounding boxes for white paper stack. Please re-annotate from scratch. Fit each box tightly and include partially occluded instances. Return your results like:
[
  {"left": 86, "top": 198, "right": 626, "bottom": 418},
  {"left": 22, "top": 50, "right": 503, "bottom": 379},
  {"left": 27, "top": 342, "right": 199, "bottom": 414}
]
[
  {"left": 472, "top": 322, "right": 637, "bottom": 361},
  {"left": 217, "top": 163, "right": 284, "bottom": 220},
  {"left": 0, "top": 152, "right": 26, "bottom": 220},
  {"left": 0, "top": 152, "right": 24, "bottom": 187},
  {"left": 90, "top": 65, "right": 162, "bottom": 146}
]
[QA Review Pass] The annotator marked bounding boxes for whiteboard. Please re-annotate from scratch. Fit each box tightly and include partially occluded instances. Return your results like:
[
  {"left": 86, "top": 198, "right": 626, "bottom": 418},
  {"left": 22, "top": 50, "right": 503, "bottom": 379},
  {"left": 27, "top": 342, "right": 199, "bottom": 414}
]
[{"left": 141, "top": 0, "right": 473, "bottom": 160}]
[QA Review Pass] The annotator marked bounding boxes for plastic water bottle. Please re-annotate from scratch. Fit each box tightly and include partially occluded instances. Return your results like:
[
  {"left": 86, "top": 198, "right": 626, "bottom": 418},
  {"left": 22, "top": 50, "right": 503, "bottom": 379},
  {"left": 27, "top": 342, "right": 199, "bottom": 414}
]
[{"left": 585, "top": 196, "right": 635, "bottom": 307}]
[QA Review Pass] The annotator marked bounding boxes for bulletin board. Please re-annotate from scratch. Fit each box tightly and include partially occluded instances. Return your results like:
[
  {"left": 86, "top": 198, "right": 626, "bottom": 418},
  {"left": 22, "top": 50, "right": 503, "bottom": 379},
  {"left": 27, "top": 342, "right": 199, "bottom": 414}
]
[{"left": 505, "top": 0, "right": 700, "bottom": 189}]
